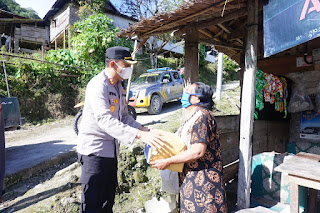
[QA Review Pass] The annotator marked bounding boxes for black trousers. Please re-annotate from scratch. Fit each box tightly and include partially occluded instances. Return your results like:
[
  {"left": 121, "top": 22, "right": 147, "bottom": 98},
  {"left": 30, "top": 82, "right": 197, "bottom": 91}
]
[{"left": 78, "top": 154, "right": 118, "bottom": 213}]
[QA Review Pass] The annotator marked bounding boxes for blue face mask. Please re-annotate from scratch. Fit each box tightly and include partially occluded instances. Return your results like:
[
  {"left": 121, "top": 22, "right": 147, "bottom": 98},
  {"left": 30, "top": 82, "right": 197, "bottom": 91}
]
[{"left": 181, "top": 92, "right": 202, "bottom": 108}]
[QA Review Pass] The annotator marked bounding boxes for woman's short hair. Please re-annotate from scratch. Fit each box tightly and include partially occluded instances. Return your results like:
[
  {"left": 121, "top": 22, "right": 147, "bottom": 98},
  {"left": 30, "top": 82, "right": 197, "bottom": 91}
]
[{"left": 193, "top": 82, "right": 215, "bottom": 110}]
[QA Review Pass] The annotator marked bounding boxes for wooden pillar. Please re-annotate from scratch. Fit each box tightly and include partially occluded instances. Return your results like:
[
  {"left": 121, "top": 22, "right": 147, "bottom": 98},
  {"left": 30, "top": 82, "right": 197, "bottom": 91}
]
[
  {"left": 63, "top": 29, "right": 66, "bottom": 49},
  {"left": 55, "top": 39, "right": 57, "bottom": 50},
  {"left": 184, "top": 25, "right": 199, "bottom": 86},
  {"left": 68, "top": 27, "right": 71, "bottom": 49},
  {"left": 237, "top": 0, "right": 258, "bottom": 210},
  {"left": 41, "top": 45, "right": 44, "bottom": 61}
]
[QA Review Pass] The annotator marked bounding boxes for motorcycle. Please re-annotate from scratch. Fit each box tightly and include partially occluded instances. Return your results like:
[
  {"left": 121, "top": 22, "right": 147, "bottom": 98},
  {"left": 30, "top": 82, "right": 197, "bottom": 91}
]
[{"left": 73, "top": 91, "right": 137, "bottom": 135}]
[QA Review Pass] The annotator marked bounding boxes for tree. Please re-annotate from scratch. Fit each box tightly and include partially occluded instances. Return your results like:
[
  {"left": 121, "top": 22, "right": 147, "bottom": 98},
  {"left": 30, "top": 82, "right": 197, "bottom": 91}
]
[
  {"left": 119, "top": 0, "right": 185, "bottom": 68},
  {"left": 0, "top": 0, "right": 40, "bottom": 19},
  {"left": 77, "top": 0, "right": 106, "bottom": 19},
  {"left": 71, "top": 13, "right": 132, "bottom": 70}
]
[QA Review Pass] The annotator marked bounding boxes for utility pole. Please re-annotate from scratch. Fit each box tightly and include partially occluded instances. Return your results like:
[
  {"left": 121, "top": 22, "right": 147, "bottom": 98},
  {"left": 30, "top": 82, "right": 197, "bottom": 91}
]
[{"left": 216, "top": 52, "right": 223, "bottom": 100}]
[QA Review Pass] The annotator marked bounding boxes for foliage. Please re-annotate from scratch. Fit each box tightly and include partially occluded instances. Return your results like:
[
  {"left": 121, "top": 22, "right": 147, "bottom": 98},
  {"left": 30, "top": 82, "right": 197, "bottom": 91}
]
[
  {"left": 0, "top": 0, "right": 40, "bottom": 19},
  {"left": 71, "top": 14, "right": 132, "bottom": 69},
  {"left": 0, "top": 53, "right": 81, "bottom": 122},
  {"left": 120, "top": 0, "right": 184, "bottom": 19},
  {"left": 77, "top": 0, "right": 106, "bottom": 19},
  {"left": 222, "top": 54, "right": 240, "bottom": 82},
  {"left": 199, "top": 54, "right": 239, "bottom": 87},
  {"left": 199, "top": 44, "right": 209, "bottom": 67}
]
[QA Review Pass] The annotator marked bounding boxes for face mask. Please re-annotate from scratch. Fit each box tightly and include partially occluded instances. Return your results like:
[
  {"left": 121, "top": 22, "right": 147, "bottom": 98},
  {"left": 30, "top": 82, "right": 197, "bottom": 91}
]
[
  {"left": 181, "top": 92, "right": 202, "bottom": 108},
  {"left": 115, "top": 63, "right": 132, "bottom": 79}
]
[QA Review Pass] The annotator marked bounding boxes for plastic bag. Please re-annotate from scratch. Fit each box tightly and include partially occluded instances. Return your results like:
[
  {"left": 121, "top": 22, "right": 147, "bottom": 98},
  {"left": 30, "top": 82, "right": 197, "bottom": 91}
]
[
  {"left": 315, "top": 83, "right": 320, "bottom": 115},
  {"left": 288, "top": 86, "right": 314, "bottom": 113},
  {"left": 160, "top": 169, "right": 179, "bottom": 194}
]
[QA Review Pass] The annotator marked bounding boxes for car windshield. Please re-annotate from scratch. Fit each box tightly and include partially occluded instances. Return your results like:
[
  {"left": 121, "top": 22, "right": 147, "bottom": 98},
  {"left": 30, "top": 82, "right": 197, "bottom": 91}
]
[{"left": 133, "top": 74, "right": 160, "bottom": 84}]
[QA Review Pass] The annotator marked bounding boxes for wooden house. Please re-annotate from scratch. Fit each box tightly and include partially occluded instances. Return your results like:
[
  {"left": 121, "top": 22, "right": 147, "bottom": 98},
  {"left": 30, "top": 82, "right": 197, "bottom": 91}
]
[
  {"left": 43, "top": 0, "right": 138, "bottom": 49},
  {"left": 0, "top": 9, "right": 49, "bottom": 53}
]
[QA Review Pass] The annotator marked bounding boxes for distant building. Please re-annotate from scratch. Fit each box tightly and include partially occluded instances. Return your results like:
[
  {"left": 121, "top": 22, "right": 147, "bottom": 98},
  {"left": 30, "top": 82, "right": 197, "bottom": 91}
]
[
  {"left": 0, "top": 9, "right": 48, "bottom": 53},
  {"left": 43, "top": 0, "right": 138, "bottom": 49}
]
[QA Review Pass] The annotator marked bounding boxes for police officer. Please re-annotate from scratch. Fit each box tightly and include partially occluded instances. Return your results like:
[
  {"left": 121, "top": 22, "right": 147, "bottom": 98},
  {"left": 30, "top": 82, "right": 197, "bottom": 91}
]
[{"left": 77, "top": 46, "right": 163, "bottom": 213}]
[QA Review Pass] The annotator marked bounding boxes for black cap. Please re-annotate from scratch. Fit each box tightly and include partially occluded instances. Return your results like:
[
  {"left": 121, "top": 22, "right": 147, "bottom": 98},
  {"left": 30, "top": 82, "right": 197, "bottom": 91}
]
[{"left": 105, "top": 46, "right": 137, "bottom": 65}]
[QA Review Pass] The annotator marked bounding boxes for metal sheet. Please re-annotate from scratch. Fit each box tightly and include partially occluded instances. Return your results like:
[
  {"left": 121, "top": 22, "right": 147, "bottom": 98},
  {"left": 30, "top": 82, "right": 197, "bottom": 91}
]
[{"left": 264, "top": 0, "right": 320, "bottom": 57}]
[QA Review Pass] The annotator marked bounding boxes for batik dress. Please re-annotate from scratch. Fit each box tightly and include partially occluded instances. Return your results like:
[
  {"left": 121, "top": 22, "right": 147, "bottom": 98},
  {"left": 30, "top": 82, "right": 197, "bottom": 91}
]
[{"left": 177, "top": 108, "right": 227, "bottom": 213}]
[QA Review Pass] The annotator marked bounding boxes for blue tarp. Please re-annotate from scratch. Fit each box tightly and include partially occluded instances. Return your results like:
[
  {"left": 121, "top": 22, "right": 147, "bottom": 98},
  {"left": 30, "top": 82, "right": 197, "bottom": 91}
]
[{"left": 263, "top": 0, "right": 320, "bottom": 57}]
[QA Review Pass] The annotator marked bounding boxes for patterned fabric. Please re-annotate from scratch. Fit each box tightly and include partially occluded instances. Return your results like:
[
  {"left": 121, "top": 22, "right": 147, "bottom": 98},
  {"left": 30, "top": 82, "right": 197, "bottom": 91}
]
[
  {"left": 178, "top": 108, "right": 227, "bottom": 213},
  {"left": 295, "top": 141, "right": 320, "bottom": 155},
  {"left": 260, "top": 152, "right": 291, "bottom": 204}
]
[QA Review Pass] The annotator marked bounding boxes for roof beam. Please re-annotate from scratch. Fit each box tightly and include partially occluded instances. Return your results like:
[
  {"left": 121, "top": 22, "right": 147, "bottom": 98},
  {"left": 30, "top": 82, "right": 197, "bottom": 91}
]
[
  {"left": 196, "top": 9, "right": 247, "bottom": 30},
  {"left": 218, "top": 23, "right": 243, "bottom": 45},
  {"left": 142, "top": 2, "right": 246, "bottom": 37},
  {"left": 200, "top": 38, "right": 243, "bottom": 50}
]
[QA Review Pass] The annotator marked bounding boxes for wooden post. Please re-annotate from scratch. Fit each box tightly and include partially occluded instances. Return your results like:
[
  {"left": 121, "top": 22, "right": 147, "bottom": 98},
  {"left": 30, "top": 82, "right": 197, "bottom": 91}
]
[
  {"left": 2, "top": 61, "right": 10, "bottom": 97},
  {"left": 237, "top": 0, "right": 258, "bottom": 210},
  {"left": 55, "top": 39, "right": 57, "bottom": 50},
  {"left": 41, "top": 45, "right": 44, "bottom": 61},
  {"left": 68, "top": 27, "right": 71, "bottom": 49},
  {"left": 126, "top": 39, "right": 138, "bottom": 103},
  {"left": 63, "top": 29, "right": 66, "bottom": 49},
  {"left": 184, "top": 25, "right": 199, "bottom": 86},
  {"left": 216, "top": 52, "right": 223, "bottom": 100}
]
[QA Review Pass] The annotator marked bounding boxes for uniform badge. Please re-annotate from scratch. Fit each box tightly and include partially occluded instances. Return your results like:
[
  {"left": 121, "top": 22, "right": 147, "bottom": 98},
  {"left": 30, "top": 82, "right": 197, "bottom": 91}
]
[
  {"left": 109, "top": 78, "right": 115, "bottom": 85},
  {"left": 110, "top": 105, "right": 115, "bottom": 112}
]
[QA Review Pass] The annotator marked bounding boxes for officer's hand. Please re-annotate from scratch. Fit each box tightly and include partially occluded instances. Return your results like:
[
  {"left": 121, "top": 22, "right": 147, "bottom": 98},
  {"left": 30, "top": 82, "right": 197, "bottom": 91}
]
[
  {"left": 136, "top": 130, "right": 164, "bottom": 150},
  {"left": 138, "top": 125, "right": 150, "bottom": 131}
]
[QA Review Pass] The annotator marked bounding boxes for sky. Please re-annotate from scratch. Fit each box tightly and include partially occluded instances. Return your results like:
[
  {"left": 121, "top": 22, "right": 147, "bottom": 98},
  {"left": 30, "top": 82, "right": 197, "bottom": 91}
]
[{"left": 14, "top": 0, "right": 123, "bottom": 19}]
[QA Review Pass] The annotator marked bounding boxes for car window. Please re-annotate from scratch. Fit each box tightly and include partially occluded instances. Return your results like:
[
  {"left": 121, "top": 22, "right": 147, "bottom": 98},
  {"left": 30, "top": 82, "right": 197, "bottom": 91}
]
[
  {"left": 172, "top": 72, "right": 180, "bottom": 80},
  {"left": 133, "top": 74, "right": 160, "bottom": 84},
  {"left": 162, "top": 73, "right": 173, "bottom": 82}
]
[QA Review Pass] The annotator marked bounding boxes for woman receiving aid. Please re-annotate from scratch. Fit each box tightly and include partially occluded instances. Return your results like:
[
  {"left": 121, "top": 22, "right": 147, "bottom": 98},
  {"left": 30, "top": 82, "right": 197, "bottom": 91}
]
[{"left": 151, "top": 82, "right": 227, "bottom": 213}]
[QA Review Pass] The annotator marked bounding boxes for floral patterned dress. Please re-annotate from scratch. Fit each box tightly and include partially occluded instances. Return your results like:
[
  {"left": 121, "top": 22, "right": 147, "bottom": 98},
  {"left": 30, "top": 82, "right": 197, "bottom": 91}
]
[{"left": 177, "top": 108, "right": 227, "bottom": 213}]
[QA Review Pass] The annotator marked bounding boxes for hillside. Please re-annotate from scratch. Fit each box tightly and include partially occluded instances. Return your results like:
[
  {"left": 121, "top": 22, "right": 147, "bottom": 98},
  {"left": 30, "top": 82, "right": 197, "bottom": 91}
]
[{"left": 0, "top": 0, "right": 40, "bottom": 19}]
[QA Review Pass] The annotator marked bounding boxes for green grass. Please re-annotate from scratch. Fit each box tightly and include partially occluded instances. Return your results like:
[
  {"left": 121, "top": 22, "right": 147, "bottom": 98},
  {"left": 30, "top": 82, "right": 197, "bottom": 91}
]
[{"left": 213, "top": 86, "right": 241, "bottom": 116}]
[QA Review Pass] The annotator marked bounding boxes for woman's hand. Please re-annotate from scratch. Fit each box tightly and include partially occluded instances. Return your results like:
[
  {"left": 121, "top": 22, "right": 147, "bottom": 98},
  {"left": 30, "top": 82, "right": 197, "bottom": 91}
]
[{"left": 150, "top": 158, "right": 171, "bottom": 170}]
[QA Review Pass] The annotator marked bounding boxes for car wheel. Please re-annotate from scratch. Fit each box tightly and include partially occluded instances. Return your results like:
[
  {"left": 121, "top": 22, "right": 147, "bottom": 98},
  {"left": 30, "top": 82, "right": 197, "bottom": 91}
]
[{"left": 147, "top": 94, "right": 162, "bottom": 114}]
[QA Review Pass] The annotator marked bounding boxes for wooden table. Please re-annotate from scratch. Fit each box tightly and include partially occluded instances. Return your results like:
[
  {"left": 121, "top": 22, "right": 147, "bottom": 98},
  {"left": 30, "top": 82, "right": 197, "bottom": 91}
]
[{"left": 275, "top": 152, "right": 320, "bottom": 213}]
